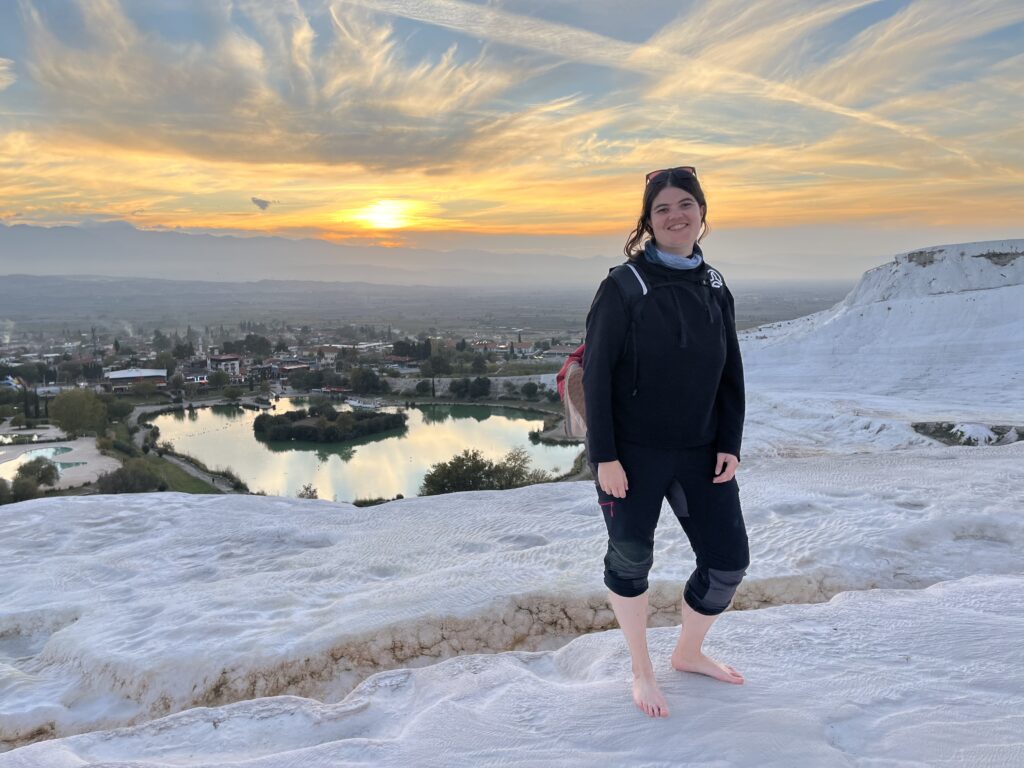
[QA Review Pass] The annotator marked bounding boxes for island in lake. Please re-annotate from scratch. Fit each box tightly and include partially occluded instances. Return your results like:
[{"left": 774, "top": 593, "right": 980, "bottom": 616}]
[{"left": 253, "top": 404, "right": 408, "bottom": 443}]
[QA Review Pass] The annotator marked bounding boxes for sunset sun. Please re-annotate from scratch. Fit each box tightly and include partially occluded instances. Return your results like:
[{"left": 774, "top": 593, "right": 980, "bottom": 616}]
[{"left": 355, "top": 200, "right": 417, "bottom": 230}]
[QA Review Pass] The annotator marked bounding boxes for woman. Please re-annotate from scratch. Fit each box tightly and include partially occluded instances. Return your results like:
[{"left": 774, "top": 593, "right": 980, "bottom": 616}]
[{"left": 583, "top": 166, "right": 749, "bottom": 718}]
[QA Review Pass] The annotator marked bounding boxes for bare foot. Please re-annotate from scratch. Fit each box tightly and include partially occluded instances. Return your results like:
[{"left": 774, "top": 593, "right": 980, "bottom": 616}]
[
  {"left": 670, "top": 651, "right": 744, "bottom": 684},
  {"left": 632, "top": 673, "right": 670, "bottom": 717}
]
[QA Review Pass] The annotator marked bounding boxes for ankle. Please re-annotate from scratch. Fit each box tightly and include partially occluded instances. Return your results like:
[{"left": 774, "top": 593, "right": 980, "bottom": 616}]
[
  {"left": 632, "top": 664, "right": 656, "bottom": 679},
  {"left": 671, "top": 646, "right": 703, "bottom": 660}
]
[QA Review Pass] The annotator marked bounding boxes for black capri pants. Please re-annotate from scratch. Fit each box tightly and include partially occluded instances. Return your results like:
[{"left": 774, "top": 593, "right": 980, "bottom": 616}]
[{"left": 594, "top": 441, "right": 749, "bottom": 615}]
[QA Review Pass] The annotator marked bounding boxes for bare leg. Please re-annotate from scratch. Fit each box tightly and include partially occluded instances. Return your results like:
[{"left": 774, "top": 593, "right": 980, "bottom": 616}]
[
  {"left": 608, "top": 591, "right": 670, "bottom": 717},
  {"left": 670, "top": 599, "right": 743, "bottom": 684}
]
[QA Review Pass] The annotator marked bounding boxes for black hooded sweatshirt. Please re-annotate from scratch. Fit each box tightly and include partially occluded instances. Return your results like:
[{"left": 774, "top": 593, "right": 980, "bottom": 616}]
[{"left": 582, "top": 253, "right": 744, "bottom": 465}]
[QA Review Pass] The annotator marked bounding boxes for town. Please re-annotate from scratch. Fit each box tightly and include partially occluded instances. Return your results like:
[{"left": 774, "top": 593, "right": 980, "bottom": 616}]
[{"left": 0, "top": 320, "right": 578, "bottom": 397}]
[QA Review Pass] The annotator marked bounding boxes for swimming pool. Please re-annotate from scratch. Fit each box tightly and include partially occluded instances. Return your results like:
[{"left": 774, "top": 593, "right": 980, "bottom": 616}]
[{"left": 0, "top": 446, "right": 86, "bottom": 481}]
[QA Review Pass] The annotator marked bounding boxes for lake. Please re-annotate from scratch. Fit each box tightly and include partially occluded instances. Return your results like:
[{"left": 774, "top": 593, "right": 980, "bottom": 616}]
[{"left": 148, "top": 399, "right": 583, "bottom": 502}]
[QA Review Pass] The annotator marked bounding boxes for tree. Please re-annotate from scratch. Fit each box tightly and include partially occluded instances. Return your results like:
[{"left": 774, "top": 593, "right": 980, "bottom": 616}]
[
  {"left": 50, "top": 389, "right": 107, "bottom": 436},
  {"left": 349, "top": 367, "right": 383, "bottom": 394},
  {"left": 16, "top": 457, "right": 59, "bottom": 487},
  {"left": 521, "top": 381, "right": 539, "bottom": 399},
  {"left": 170, "top": 372, "right": 186, "bottom": 391},
  {"left": 244, "top": 334, "right": 272, "bottom": 356},
  {"left": 420, "top": 447, "right": 549, "bottom": 496},
  {"left": 420, "top": 449, "right": 496, "bottom": 495},
  {"left": 490, "top": 447, "right": 549, "bottom": 489},
  {"left": 152, "top": 329, "right": 171, "bottom": 351},
  {"left": 15, "top": 363, "right": 44, "bottom": 384},
  {"left": 288, "top": 370, "right": 311, "bottom": 391},
  {"left": 172, "top": 341, "right": 195, "bottom": 359},
  {"left": 471, "top": 354, "right": 487, "bottom": 374},
  {"left": 430, "top": 354, "right": 451, "bottom": 376},
  {"left": 448, "top": 377, "right": 470, "bottom": 398},
  {"left": 415, "top": 380, "right": 431, "bottom": 395},
  {"left": 469, "top": 376, "right": 491, "bottom": 399},
  {"left": 58, "top": 361, "right": 83, "bottom": 384},
  {"left": 99, "top": 394, "right": 134, "bottom": 421},
  {"left": 155, "top": 352, "right": 176, "bottom": 376},
  {"left": 209, "top": 370, "right": 230, "bottom": 388},
  {"left": 223, "top": 386, "right": 242, "bottom": 401},
  {"left": 10, "top": 475, "right": 39, "bottom": 503},
  {"left": 275, "top": 338, "right": 290, "bottom": 353},
  {"left": 133, "top": 380, "right": 158, "bottom": 398},
  {"left": 96, "top": 459, "right": 162, "bottom": 494}
]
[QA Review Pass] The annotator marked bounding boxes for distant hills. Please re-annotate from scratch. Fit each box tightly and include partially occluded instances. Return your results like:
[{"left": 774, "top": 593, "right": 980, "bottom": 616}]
[{"left": 0, "top": 221, "right": 623, "bottom": 288}]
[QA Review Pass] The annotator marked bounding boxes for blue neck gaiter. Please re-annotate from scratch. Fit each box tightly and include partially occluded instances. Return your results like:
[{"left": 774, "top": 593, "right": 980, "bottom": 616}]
[{"left": 644, "top": 240, "right": 703, "bottom": 270}]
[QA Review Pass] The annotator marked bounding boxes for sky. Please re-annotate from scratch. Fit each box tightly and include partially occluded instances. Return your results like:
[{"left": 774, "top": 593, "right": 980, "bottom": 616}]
[{"left": 0, "top": 0, "right": 1022, "bottom": 280}]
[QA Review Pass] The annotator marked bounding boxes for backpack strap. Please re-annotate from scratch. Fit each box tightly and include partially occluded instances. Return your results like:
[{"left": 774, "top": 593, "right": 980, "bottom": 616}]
[
  {"left": 607, "top": 261, "right": 648, "bottom": 396},
  {"left": 609, "top": 261, "right": 648, "bottom": 308}
]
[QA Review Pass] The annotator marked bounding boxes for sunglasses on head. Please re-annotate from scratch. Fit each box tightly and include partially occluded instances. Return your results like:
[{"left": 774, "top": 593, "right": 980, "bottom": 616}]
[{"left": 645, "top": 166, "right": 697, "bottom": 184}]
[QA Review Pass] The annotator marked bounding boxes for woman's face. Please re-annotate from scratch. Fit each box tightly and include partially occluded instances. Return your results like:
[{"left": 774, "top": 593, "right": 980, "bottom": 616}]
[{"left": 649, "top": 185, "right": 704, "bottom": 255}]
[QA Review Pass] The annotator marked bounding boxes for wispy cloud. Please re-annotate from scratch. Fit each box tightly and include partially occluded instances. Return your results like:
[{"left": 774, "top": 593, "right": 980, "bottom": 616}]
[
  {"left": 17, "top": 0, "right": 533, "bottom": 170},
  {"left": 0, "top": 58, "right": 14, "bottom": 91}
]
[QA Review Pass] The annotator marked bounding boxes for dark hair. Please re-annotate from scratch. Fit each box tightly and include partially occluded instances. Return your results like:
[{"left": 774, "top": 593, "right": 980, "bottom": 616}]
[{"left": 623, "top": 169, "right": 709, "bottom": 260}]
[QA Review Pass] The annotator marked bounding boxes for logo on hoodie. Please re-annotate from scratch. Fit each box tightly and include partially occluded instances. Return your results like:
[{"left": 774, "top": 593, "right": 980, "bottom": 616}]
[{"left": 707, "top": 268, "right": 724, "bottom": 289}]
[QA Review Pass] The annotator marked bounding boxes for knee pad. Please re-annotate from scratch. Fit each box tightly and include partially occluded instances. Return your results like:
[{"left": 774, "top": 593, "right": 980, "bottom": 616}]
[
  {"left": 604, "top": 539, "right": 654, "bottom": 598},
  {"left": 685, "top": 566, "right": 746, "bottom": 615}
]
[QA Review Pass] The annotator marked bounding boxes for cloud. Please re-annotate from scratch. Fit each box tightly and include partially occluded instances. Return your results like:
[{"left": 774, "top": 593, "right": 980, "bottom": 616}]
[
  {"left": 251, "top": 197, "right": 273, "bottom": 210},
  {"left": 0, "top": 58, "right": 14, "bottom": 90},
  {"left": 17, "top": 0, "right": 538, "bottom": 171}
]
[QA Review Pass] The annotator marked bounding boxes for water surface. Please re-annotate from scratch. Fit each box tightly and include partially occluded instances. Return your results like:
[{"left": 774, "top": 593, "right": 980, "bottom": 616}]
[{"left": 149, "top": 400, "right": 581, "bottom": 501}]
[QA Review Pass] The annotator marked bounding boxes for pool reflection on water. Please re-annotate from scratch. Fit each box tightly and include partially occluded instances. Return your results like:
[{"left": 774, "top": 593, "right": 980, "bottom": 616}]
[{"left": 149, "top": 400, "right": 581, "bottom": 502}]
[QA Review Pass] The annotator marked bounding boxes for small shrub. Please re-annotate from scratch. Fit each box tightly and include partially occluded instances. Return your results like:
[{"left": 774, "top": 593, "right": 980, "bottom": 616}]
[
  {"left": 96, "top": 459, "right": 161, "bottom": 494},
  {"left": 297, "top": 483, "right": 318, "bottom": 499},
  {"left": 15, "top": 457, "right": 59, "bottom": 487},
  {"left": 112, "top": 439, "right": 137, "bottom": 456},
  {"left": 352, "top": 493, "right": 405, "bottom": 507},
  {"left": 10, "top": 475, "right": 40, "bottom": 502},
  {"left": 217, "top": 467, "right": 249, "bottom": 492}
]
